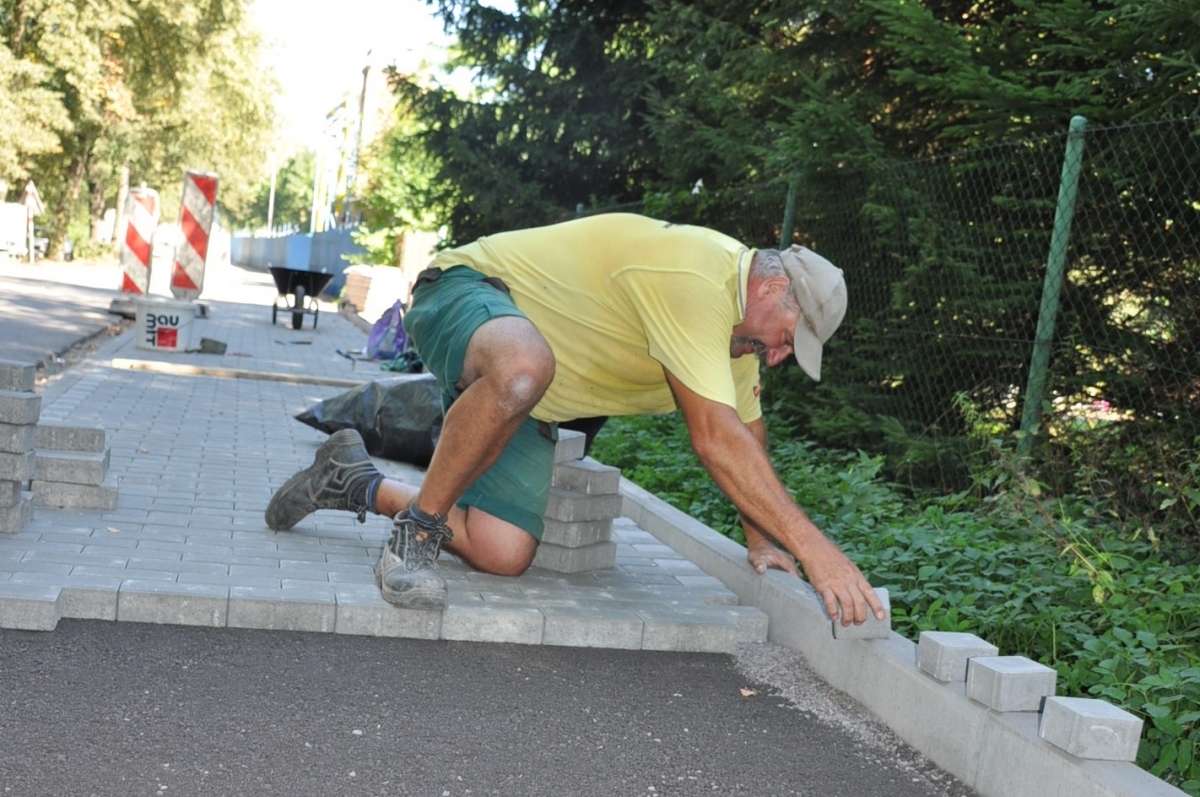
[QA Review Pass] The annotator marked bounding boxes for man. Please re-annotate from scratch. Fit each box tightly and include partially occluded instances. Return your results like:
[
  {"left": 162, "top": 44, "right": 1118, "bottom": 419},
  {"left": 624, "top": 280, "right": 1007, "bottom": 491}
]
[{"left": 266, "top": 213, "right": 885, "bottom": 626}]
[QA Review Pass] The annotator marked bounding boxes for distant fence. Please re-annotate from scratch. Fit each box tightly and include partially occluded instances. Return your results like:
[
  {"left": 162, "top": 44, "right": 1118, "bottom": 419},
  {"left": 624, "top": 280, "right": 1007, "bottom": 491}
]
[
  {"left": 230, "top": 229, "right": 365, "bottom": 297},
  {"left": 574, "top": 115, "right": 1200, "bottom": 538}
]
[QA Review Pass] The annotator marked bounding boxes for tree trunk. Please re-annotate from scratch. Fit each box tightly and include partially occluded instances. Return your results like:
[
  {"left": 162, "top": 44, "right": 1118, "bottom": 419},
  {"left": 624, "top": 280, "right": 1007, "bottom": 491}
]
[
  {"left": 9, "top": 0, "right": 29, "bottom": 56},
  {"left": 111, "top": 164, "right": 130, "bottom": 244},
  {"left": 88, "top": 176, "right": 107, "bottom": 241},
  {"left": 48, "top": 133, "right": 93, "bottom": 259}
]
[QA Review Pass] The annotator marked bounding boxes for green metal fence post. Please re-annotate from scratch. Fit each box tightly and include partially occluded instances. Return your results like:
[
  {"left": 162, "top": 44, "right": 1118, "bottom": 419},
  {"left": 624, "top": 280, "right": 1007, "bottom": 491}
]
[
  {"left": 1018, "top": 115, "right": 1088, "bottom": 455},
  {"left": 779, "top": 173, "right": 800, "bottom": 249}
]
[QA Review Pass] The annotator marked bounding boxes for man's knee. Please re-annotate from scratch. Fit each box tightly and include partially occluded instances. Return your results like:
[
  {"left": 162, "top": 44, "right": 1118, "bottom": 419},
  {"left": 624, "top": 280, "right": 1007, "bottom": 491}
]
[
  {"left": 457, "top": 511, "right": 539, "bottom": 576},
  {"left": 462, "top": 316, "right": 555, "bottom": 406},
  {"left": 476, "top": 544, "right": 536, "bottom": 578},
  {"left": 499, "top": 352, "right": 554, "bottom": 411}
]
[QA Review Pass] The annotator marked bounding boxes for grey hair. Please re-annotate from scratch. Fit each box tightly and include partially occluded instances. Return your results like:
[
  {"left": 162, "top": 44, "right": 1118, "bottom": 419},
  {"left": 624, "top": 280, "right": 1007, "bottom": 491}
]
[
  {"left": 751, "top": 248, "right": 799, "bottom": 311},
  {"left": 751, "top": 248, "right": 786, "bottom": 278}
]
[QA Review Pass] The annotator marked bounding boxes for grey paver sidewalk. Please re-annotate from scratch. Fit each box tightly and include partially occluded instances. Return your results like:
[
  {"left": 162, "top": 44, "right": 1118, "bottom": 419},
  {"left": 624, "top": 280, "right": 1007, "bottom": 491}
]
[{"left": 0, "top": 262, "right": 767, "bottom": 651}]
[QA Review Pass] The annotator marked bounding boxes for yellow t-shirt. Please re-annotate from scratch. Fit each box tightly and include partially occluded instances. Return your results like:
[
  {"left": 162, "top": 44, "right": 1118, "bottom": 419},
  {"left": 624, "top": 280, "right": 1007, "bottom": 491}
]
[{"left": 430, "top": 213, "right": 762, "bottom": 424}]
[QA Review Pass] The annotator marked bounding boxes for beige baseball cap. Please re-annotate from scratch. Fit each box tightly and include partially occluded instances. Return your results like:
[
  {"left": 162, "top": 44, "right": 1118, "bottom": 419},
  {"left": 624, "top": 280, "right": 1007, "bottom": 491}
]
[{"left": 780, "top": 245, "right": 847, "bottom": 382}]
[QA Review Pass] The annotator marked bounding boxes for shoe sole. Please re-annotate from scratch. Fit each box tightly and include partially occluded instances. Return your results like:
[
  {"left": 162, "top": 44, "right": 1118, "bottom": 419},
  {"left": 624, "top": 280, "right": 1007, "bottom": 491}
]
[
  {"left": 264, "top": 430, "right": 369, "bottom": 531},
  {"left": 376, "top": 568, "right": 448, "bottom": 611}
]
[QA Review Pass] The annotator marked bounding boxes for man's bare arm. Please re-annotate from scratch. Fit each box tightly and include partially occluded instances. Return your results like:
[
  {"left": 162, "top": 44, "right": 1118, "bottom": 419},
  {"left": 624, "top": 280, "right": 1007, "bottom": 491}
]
[
  {"left": 740, "top": 419, "right": 799, "bottom": 576},
  {"left": 664, "top": 369, "right": 884, "bottom": 624}
]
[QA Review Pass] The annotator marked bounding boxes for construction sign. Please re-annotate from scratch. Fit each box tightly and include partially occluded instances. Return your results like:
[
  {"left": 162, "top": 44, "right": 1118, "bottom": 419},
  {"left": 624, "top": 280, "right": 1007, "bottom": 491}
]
[
  {"left": 170, "top": 171, "right": 218, "bottom": 301},
  {"left": 118, "top": 187, "right": 160, "bottom": 294}
]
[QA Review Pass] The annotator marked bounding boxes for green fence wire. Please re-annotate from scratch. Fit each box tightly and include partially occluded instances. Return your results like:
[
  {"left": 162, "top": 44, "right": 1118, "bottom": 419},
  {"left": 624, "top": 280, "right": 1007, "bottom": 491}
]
[{"left": 568, "top": 115, "right": 1200, "bottom": 540}]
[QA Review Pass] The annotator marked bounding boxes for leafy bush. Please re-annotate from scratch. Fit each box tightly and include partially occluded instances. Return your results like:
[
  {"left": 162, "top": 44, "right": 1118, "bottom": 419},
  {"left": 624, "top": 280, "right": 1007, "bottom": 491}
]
[
  {"left": 71, "top": 238, "right": 116, "bottom": 261},
  {"left": 591, "top": 412, "right": 1200, "bottom": 794}
]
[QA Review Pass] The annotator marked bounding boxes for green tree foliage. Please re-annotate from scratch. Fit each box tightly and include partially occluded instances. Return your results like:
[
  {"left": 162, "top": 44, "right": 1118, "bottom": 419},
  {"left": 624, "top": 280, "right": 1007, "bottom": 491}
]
[
  {"left": 351, "top": 84, "right": 443, "bottom": 263},
  {"left": 624, "top": 1, "right": 1200, "bottom": 499},
  {"left": 223, "top": 150, "right": 316, "bottom": 234},
  {"left": 0, "top": 0, "right": 277, "bottom": 254},
  {"left": 368, "top": 0, "right": 1200, "bottom": 515},
  {"left": 391, "top": 0, "right": 666, "bottom": 244},
  {"left": 0, "top": 41, "right": 69, "bottom": 187}
]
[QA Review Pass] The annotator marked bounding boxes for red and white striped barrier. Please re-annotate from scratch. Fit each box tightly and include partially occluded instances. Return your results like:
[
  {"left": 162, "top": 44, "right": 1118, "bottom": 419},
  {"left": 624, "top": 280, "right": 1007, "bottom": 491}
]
[
  {"left": 118, "top": 187, "right": 160, "bottom": 294},
  {"left": 170, "top": 171, "right": 218, "bottom": 301}
]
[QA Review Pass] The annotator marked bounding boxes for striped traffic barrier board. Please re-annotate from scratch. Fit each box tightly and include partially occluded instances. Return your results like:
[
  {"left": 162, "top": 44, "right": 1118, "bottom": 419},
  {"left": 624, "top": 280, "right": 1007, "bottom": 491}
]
[
  {"left": 118, "top": 187, "right": 160, "bottom": 294},
  {"left": 170, "top": 171, "right": 218, "bottom": 301}
]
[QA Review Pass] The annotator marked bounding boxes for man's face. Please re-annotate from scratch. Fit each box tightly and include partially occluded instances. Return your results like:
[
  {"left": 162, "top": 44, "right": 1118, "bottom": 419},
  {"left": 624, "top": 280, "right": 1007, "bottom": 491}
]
[
  {"left": 730, "top": 312, "right": 796, "bottom": 367},
  {"left": 731, "top": 274, "right": 800, "bottom": 367}
]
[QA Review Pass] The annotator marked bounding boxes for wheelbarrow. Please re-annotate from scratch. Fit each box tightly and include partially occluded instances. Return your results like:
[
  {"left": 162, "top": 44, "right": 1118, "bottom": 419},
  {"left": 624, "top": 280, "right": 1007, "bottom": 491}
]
[{"left": 269, "top": 266, "right": 334, "bottom": 330}]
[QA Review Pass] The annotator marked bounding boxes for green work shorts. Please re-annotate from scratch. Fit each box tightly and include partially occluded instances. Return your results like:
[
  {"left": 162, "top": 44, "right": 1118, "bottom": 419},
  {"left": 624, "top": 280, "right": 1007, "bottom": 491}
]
[{"left": 402, "top": 265, "right": 557, "bottom": 540}]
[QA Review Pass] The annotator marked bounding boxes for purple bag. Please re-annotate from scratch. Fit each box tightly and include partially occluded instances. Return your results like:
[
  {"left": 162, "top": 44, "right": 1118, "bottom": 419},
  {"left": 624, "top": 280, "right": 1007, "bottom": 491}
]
[{"left": 366, "top": 300, "right": 407, "bottom": 360}]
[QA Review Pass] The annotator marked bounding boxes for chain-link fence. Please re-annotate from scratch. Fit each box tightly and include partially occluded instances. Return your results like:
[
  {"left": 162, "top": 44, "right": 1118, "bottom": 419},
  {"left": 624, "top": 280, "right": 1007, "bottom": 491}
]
[{"left": 573, "top": 116, "right": 1200, "bottom": 540}]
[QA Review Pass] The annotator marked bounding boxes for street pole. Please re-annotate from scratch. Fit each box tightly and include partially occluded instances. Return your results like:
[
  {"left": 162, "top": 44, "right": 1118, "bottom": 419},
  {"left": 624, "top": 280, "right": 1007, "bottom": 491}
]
[{"left": 266, "top": 155, "right": 277, "bottom": 234}]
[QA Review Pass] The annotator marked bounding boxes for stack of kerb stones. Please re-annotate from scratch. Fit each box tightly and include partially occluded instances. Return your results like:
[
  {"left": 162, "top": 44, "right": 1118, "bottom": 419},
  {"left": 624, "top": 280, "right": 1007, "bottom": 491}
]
[
  {"left": 532, "top": 429, "right": 624, "bottom": 573},
  {"left": 0, "top": 360, "right": 40, "bottom": 533}
]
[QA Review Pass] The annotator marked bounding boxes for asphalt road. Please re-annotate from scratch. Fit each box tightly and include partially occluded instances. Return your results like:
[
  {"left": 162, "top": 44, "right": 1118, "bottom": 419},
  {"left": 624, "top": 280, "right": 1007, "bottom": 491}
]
[
  {"left": 0, "top": 621, "right": 973, "bottom": 797},
  {"left": 0, "top": 271, "right": 128, "bottom": 373}
]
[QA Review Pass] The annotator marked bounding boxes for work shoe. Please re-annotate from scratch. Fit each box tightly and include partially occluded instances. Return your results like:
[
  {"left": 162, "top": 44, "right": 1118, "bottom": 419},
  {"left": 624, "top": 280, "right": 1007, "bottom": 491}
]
[
  {"left": 265, "top": 429, "right": 380, "bottom": 531},
  {"left": 377, "top": 504, "right": 453, "bottom": 610}
]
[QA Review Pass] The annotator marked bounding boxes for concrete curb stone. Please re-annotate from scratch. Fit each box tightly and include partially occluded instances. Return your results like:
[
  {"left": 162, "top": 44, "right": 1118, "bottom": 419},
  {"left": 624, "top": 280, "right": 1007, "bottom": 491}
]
[{"left": 617, "top": 476, "right": 1187, "bottom": 797}]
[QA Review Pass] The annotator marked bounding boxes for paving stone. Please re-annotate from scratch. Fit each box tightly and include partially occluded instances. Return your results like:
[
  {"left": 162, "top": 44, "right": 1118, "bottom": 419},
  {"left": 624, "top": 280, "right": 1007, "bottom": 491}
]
[
  {"left": 540, "top": 603, "right": 644, "bottom": 649},
  {"left": 35, "top": 423, "right": 107, "bottom": 452},
  {"left": 918, "top": 631, "right": 1000, "bottom": 682},
  {"left": 0, "top": 422, "right": 37, "bottom": 454},
  {"left": 544, "top": 488, "right": 623, "bottom": 523},
  {"left": 0, "top": 479, "right": 19, "bottom": 508},
  {"left": 966, "top": 656, "right": 1057, "bottom": 712},
  {"left": 0, "top": 450, "right": 35, "bottom": 481},
  {"left": 0, "top": 491, "right": 33, "bottom": 533},
  {"left": 532, "top": 540, "right": 617, "bottom": 573},
  {"left": 0, "top": 360, "right": 36, "bottom": 393},
  {"left": 227, "top": 587, "right": 337, "bottom": 632},
  {"left": 0, "top": 390, "right": 41, "bottom": 426},
  {"left": 440, "top": 603, "right": 545, "bottom": 644},
  {"left": 541, "top": 517, "right": 613, "bottom": 548},
  {"left": 117, "top": 580, "right": 229, "bottom": 627},
  {"left": 636, "top": 605, "right": 768, "bottom": 653},
  {"left": 831, "top": 587, "right": 892, "bottom": 639},
  {"left": 1038, "top": 696, "right": 1144, "bottom": 761},
  {"left": 0, "top": 582, "right": 62, "bottom": 630},
  {"left": 553, "top": 428, "right": 587, "bottom": 463},
  {"left": 31, "top": 479, "right": 119, "bottom": 511},
  {"left": 551, "top": 457, "right": 621, "bottom": 495},
  {"left": 333, "top": 586, "right": 442, "bottom": 638},
  {"left": 34, "top": 448, "right": 111, "bottom": 485},
  {"left": 60, "top": 576, "right": 123, "bottom": 621}
]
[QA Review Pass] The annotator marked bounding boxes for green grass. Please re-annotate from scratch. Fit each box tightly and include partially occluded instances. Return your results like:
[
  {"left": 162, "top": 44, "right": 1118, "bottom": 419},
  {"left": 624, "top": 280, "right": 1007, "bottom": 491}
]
[{"left": 591, "top": 412, "right": 1200, "bottom": 794}]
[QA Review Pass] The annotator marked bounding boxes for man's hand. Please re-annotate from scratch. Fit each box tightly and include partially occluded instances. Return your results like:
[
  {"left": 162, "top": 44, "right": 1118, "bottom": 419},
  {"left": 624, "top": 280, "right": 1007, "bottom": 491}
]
[
  {"left": 747, "top": 537, "right": 799, "bottom": 576},
  {"left": 798, "top": 534, "right": 885, "bottom": 626}
]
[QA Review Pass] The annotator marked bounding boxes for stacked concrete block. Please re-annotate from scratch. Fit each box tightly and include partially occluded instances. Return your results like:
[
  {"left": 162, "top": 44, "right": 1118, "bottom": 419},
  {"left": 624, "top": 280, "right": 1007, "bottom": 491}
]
[
  {"left": 33, "top": 422, "right": 118, "bottom": 510},
  {"left": 532, "top": 429, "right": 623, "bottom": 573},
  {"left": 966, "top": 655, "right": 1058, "bottom": 712},
  {"left": 1038, "top": 696, "right": 1144, "bottom": 761},
  {"left": 917, "top": 631, "right": 1000, "bottom": 681},
  {"left": 0, "top": 360, "right": 40, "bottom": 533}
]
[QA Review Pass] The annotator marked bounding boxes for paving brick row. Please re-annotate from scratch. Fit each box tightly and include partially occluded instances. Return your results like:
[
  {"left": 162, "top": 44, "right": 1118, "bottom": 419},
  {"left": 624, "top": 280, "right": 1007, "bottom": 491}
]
[{"left": 0, "top": 298, "right": 766, "bottom": 652}]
